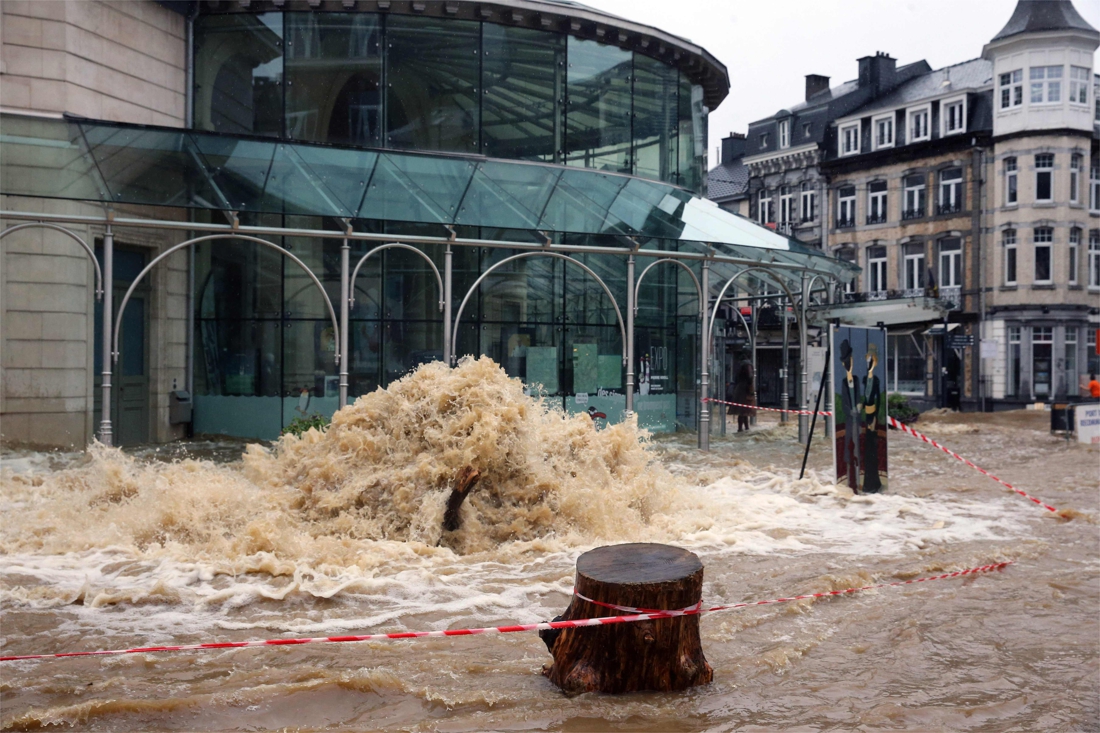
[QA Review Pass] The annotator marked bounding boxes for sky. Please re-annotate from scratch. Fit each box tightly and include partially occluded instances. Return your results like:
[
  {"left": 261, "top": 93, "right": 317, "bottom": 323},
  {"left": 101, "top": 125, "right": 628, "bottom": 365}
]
[{"left": 576, "top": 0, "right": 1100, "bottom": 163}]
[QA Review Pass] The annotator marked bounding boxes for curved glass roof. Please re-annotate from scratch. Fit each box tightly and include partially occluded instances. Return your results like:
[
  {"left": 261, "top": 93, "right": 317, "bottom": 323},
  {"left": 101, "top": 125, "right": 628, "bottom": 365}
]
[{"left": 0, "top": 113, "right": 854, "bottom": 280}]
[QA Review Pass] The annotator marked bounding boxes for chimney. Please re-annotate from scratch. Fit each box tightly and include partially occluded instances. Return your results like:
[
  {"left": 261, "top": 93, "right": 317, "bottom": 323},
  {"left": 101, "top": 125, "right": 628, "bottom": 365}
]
[
  {"left": 805, "top": 74, "right": 830, "bottom": 101},
  {"left": 720, "top": 132, "right": 746, "bottom": 164},
  {"left": 857, "top": 51, "right": 897, "bottom": 92}
]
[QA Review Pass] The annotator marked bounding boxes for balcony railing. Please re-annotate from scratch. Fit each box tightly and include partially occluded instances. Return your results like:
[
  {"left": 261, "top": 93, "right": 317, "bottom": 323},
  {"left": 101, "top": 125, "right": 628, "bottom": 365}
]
[
  {"left": 901, "top": 208, "right": 924, "bottom": 221},
  {"left": 936, "top": 201, "right": 963, "bottom": 215},
  {"left": 866, "top": 212, "right": 887, "bottom": 225},
  {"left": 776, "top": 221, "right": 794, "bottom": 235},
  {"left": 841, "top": 287, "right": 962, "bottom": 306},
  {"left": 836, "top": 215, "right": 855, "bottom": 228}
]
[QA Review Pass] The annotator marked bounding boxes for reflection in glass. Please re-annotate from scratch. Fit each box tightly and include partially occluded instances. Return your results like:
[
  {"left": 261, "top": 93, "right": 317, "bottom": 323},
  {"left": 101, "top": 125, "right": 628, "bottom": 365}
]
[
  {"left": 677, "top": 76, "right": 705, "bottom": 192},
  {"left": 285, "top": 13, "right": 382, "bottom": 146},
  {"left": 385, "top": 17, "right": 480, "bottom": 154},
  {"left": 283, "top": 319, "right": 338, "bottom": 398},
  {"left": 633, "top": 54, "right": 678, "bottom": 183},
  {"left": 195, "top": 319, "right": 282, "bottom": 397},
  {"left": 566, "top": 38, "right": 632, "bottom": 174},
  {"left": 194, "top": 13, "right": 284, "bottom": 137},
  {"left": 481, "top": 24, "right": 564, "bottom": 161}
]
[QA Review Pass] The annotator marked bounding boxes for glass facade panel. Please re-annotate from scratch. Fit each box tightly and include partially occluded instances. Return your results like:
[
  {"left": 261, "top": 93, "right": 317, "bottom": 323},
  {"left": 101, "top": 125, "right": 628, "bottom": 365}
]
[
  {"left": 194, "top": 13, "right": 284, "bottom": 137},
  {"left": 677, "top": 77, "right": 706, "bottom": 193},
  {"left": 385, "top": 16, "right": 480, "bottom": 154},
  {"left": 565, "top": 37, "right": 632, "bottom": 174},
  {"left": 481, "top": 24, "right": 564, "bottom": 161},
  {"left": 285, "top": 13, "right": 382, "bottom": 147},
  {"left": 633, "top": 54, "right": 678, "bottom": 183}
]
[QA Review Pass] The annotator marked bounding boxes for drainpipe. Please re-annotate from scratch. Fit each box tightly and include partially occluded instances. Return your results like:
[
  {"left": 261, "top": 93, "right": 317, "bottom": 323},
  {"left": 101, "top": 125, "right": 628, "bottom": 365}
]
[
  {"left": 625, "top": 255, "right": 634, "bottom": 415},
  {"left": 99, "top": 222, "right": 114, "bottom": 446}
]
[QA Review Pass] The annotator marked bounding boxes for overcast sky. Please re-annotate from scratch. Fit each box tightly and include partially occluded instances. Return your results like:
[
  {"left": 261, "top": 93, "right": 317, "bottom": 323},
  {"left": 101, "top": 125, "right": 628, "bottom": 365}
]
[{"left": 578, "top": 0, "right": 1100, "bottom": 163}]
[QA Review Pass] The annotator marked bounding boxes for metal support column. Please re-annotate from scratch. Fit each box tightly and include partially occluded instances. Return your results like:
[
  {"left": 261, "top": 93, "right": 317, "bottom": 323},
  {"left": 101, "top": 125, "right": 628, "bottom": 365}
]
[
  {"left": 699, "top": 260, "right": 710, "bottom": 451},
  {"left": 443, "top": 245, "right": 453, "bottom": 365},
  {"left": 338, "top": 237, "right": 350, "bottom": 409},
  {"left": 780, "top": 293, "right": 790, "bottom": 423},
  {"left": 625, "top": 255, "right": 635, "bottom": 415},
  {"left": 98, "top": 224, "right": 114, "bottom": 446},
  {"left": 798, "top": 272, "right": 809, "bottom": 443}
]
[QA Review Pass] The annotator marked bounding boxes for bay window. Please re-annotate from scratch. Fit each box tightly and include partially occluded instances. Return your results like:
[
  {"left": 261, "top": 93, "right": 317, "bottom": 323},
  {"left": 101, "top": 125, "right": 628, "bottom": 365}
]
[
  {"left": 1004, "top": 229, "right": 1017, "bottom": 286},
  {"left": 1069, "top": 66, "right": 1090, "bottom": 105},
  {"left": 1005, "top": 156, "right": 1018, "bottom": 205},
  {"left": 1030, "top": 66, "right": 1062, "bottom": 104},
  {"left": 1069, "top": 228, "right": 1080, "bottom": 285},
  {"left": 1033, "top": 227, "right": 1052, "bottom": 284},
  {"left": 1070, "top": 154, "right": 1081, "bottom": 203},
  {"left": 1035, "top": 153, "right": 1053, "bottom": 202},
  {"left": 1000, "top": 69, "right": 1023, "bottom": 109}
]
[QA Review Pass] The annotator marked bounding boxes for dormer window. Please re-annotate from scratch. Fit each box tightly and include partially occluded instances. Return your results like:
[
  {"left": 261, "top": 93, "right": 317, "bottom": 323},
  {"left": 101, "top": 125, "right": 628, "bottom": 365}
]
[
  {"left": 1030, "top": 66, "right": 1062, "bottom": 105},
  {"left": 802, "top": 122, "right": 812, "bottom": 138},
  {"left": 942, "top": 97, "right": 965, "bottom": 135},
  {"left": 1000, "top": 69, "right": 1023, "bottom": 109},
  {"left": 760, "top": 133, "right": 770, "bottom": 149},
  {"left": 908, "top": 106, "right": 930, "bottom": 142},
  {"left": 873, "top": 114, "right": 893, "bottom": 149},
  {"left": 778, "top": 119, "right": 790, "bottom": 149},
  {"left": 839, "top": 122, "right": 859, "bottom": 156}
]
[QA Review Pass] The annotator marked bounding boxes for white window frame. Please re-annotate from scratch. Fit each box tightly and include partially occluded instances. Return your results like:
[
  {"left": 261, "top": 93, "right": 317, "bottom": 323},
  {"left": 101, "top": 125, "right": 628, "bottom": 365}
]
[
  {"left": 1089, "top": 230, "right": 1100, "bottom": 290},
  {"left": 1004, "top": 230, "right": 1018, "bottom": 286},
  {"left": 941, "top": 96, "right": 966, "bottom": 136},
  {"left": 1069, "top": 66, "right": 1090, "bottom": 106},
  {"left": 1090, "top": 158, "right": 1100, "bottom": 213},
  {"left": 1005, "top": 157, "right": 1018, "bottom": 206},
  {"left": 837, "top": 186, "right": 856, "bottom": 227},
  {"left": 778, "top": 119, "right": 790, "bottom": 149},
  {"left": 867, "top": 247, "right": 887, "bottom": 294},
  {"left": 907, "top": 105, "right": 930, "bottom": 143},
  {"left": 939, "top": 238, "right": 962, "bottom": 288},
  {"left": 758, "top": 191, "right": 773, "bottom": 224},
  {"left": 799, "top": 182, "right": 816, "bottom": 222},
  {"left": 839, "top": 122, "right": 860, "bottom": 157},
  {"left": 903, "top": 174, "right": 926, "bottom": 218},
  {"left": 872, "top": 113, "right": 894, "bottom": 150},
  {"left": 1069, "top": 228, "right": 1080, "bottom": 285},
  {"left": 904, "top": 249, "right": 926, "bottom": 291},
  {"left": 1035, "top": 153, "right": 1054, "bottom": 203},
  {"left": 868, "top": 181, "right": 888, "bottom": 224},
  {"left": 1070, "top": 154, "right": 1082, "bottom": 204},
  {"left": 1029, "top": 65, "right": 1063, "bottom": 105},
  {"left": 1000, "top": 69, "right": 1023, "bottom": 109},
  {"left": 779, "top": 185, "right": 794, "bottom": 224},
  {"left": 938, "top": 168, "right": 963, "bottom": 214},
  {"left": 1033, "top": 227, "right": 1053, "bottom": 284}
]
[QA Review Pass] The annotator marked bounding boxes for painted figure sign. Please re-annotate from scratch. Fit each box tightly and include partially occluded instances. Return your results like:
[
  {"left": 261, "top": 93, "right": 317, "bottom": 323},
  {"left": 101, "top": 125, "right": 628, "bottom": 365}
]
[{"left": 831, "top": 325, "right": 888, "bottom": 493}]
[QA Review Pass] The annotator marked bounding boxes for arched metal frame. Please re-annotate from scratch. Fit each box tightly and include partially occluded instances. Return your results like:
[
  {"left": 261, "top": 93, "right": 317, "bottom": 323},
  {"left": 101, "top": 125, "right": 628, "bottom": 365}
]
[
  {"left": 349, "top": 243, "right": 444, "bottom": 311},
  {"left": 450, "top": 252, "right": 628, "bottom": 411},
  {"left": 0, "top": 222, "right": 104, "bottom": 298}
]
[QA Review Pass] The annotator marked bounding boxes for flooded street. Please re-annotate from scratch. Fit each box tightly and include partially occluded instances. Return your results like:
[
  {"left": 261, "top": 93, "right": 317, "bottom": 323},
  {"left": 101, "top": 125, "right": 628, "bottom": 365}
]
[{"left": 1, "top": 361, "right": 1097, "bottom": 732}]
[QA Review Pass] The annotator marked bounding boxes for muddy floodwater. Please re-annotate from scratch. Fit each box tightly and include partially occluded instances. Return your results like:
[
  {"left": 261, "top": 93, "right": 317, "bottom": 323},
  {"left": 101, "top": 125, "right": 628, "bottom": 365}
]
[{"left": 1, "top": 360, "right": 1098, "bottom": 732}]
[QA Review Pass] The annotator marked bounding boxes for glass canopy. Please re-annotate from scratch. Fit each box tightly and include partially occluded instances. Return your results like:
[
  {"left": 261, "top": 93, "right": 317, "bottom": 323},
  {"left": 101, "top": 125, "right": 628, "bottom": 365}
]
[{"left": 0, "top": 113, "right": 855, "bottom": 280}]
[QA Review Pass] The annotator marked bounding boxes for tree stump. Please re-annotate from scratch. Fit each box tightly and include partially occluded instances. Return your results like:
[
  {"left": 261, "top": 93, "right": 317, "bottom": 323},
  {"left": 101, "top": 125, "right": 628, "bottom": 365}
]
[{"left": 541, "top": 543, "right": 713, "bottom": 696}]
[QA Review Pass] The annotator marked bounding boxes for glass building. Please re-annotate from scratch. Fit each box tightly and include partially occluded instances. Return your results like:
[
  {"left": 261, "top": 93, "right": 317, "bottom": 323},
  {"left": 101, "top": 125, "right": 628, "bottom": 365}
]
[{"left": 0, "top": 0, "right": 854, "bottom": 445}]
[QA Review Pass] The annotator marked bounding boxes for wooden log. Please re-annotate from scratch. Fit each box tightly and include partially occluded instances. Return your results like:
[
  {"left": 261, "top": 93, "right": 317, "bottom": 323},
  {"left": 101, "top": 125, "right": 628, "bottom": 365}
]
[
  {"left": 541, "top": 543, "right": 713, "bottom": 696},
  {"left": 442, "top": 467, "right": 480, "bottom": 532}
]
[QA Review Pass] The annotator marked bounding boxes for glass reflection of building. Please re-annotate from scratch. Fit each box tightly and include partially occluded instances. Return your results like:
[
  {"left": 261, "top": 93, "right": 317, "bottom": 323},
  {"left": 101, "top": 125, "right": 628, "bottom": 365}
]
[{"left": 189, "top": 6, "right": 715, "bottom": 439}]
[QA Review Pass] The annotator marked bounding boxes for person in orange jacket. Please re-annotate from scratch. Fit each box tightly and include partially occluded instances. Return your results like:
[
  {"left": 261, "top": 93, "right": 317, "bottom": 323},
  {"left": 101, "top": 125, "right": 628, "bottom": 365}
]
[{"left": 1088, "top": 374, "right": 1100, "bottom": 399}]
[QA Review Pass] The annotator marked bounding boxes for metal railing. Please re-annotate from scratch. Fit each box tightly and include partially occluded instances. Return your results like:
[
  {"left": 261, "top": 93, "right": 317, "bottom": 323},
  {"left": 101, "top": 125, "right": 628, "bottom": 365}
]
[
  {"left": 901, "top": 207, "right": 925, "bottom": 221},
  {"left": 866, "top": 212, "right": 888, "bottom": 225},
  {"left": 835, "top": 215, "right": 855, "bottom": 228},
  {"left": 936, "top": 201, "right": 963, "bottom": 215}
]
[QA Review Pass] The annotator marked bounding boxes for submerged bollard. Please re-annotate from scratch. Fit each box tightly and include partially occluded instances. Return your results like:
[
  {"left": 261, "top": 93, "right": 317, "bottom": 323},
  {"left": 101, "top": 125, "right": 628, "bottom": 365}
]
[{"left": 541, "top": 543, "right": 713, "bottom": 696}]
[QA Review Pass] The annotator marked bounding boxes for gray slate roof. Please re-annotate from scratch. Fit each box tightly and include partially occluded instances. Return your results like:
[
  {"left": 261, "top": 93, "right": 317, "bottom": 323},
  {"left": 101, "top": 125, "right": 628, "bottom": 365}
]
[
  {"left": 706, "top": 160, "right": 749, "bottom": 201},
  {"left": 991, "top": 0, "right": 1098, "bottom": 42},
  {"left": 844, "top": 57, "right": 993, "bottom": 119}
]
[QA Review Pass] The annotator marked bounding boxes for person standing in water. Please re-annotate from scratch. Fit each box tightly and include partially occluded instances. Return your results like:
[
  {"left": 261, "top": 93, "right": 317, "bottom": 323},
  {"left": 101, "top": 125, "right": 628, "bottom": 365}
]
[{"left": 861, "top": 342, "right": 883, "bottom": 493}]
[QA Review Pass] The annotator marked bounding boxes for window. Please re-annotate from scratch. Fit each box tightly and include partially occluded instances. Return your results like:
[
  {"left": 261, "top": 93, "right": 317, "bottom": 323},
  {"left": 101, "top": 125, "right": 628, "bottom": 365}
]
[
  {"left": 873, "top": 114, "right": 894, "bottom": 149},
  {"left": 903, "top": 243, "right": 925, "bottom": 291},
  {"left": 1000, "top": 69, "right": 1023, "bottom": 109},
  {"left": 839, "top": 123, "right": 859, "bottom": 156},
  {"left": 837, "top": 247, "right": 857, "bottom": 294},
  {"left": 758, "top": 190, "right": 773, "bottom": 224},
  {"left": 779, "top": 185, "right": 794, "bottom": 225},
  {"left": 1090, "top": 158, "right": 1100, "bottom": 212},
  {"left": 837, "top": 185, "right": 856, "bottom": 227},
  {"left": 867, "top": 245, "right": 887, "bottom": 293},
  {"left": 803, "top": 122, "right": 812, "bottom": 139},
  {"left": 1064, "top": 328, "right": 1078, "bottom": 399},
  {"left": 1090, "top": 230, "right": 1100, "bottom": 288},
  {"left": 1030, "top": 66, "right": 1062, "bottom": 104},
  {"left": 1004, "top": 229, "right": 1017, "bottom": 285},
  {"left": 779, "top": 119, "right": 790, "bottom": 149},
  {"left": 1005, "top": 157, "right": 1018, "bottom": 205},
  {"left": 1034, "top": 227, "right": 1053, "bottom": 283},
  {"left": 760, "top": 133, "right": 770, "bottom": 149},
  {"left": 1006, "top": 326, "right": 1021, "bottom": 396},
  {"left": 903, "top": 174, "right": 926, "bottom": 219},
  {"left": 1069, "top": 228, "right": 1080, "bottom": 285},
  {"left": 942, "top": 97, "right": 965, "bottom": 135},
  {"left": 867, "top": 180, "right": 888, "bottom": 224},
  {"left": 1069, "top": 66, "right": 1090, "bottom": 105},
  {"left": 938, "top": 168, "right": 963, "bottom": 214},
  {"left": 908, "top": 106, "right": 930, "bottom": 142},
  {"left": 939, "top": 237, "right": 962, "bottom": 288},
  {"left": 800, "top": 182, "right": 816, "bottom": 222},
  {"left": 1034, "top": 327, "right": 1053, "bottom": 397},
  {"left": 1035, "top": 153, "right": 1053, "bottom": 202},
  {"left": 1070, "top": 154, "right": 1082, "bottom": 203}
]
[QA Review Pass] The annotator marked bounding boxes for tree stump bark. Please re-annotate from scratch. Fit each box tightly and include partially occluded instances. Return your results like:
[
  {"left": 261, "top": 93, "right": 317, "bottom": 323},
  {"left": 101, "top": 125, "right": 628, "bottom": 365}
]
[{"left": 541, "top": 543, "right": 713, "bottom": 696}]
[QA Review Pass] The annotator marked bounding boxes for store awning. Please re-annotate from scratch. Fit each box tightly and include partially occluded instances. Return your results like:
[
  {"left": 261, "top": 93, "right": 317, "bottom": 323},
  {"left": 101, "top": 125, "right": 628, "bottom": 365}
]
[{"left": 0, "top": 112, "right": 855, "bottom": 282}]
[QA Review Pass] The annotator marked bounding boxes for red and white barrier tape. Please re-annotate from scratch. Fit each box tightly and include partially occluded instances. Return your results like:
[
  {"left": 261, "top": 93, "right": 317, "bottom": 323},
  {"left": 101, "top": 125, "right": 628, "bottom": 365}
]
[
  {"left": 0, "top": 562, "right": 1012, "bottom": 663},
  {"left": 886, "top": 416, "right": 1058, "bottom": 513},
  {"left": 703, "top": 397, "right": 832, "bottom": 417}
]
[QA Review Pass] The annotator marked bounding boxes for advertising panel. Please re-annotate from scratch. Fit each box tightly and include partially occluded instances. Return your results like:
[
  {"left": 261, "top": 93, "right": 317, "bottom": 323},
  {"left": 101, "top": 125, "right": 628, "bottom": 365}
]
[{"left": 831, "top": 325, "right": 889, "bottom": 493}]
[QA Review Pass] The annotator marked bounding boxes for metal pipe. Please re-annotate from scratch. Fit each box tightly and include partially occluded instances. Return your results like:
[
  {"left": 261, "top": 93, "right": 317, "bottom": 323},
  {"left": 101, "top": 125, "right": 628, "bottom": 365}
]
[
  {"left": 186, "top": 235, "right": 194, "bottom": 400},
  {"left": 625, "top": 255, "right": 634, "bottom": 415},
  {"left": 444, "top": 245, "right": 453, "bottom": 366},
  {"left": 699, "top": 260, "right": 710, "bottom": 451},
  {"left": 339, "top": 237, "right": 350, "bottom": 409},
  {"left": 798, "top": 272, "right": 809, "bottom": 442},
  {"left": 0, "top": 222, "right": 103, "bottom": 298},
  {"left": 99, "top": 225, "right": 113, "bottom": 446},
  {"left": 780, "top": 292, "right": 790, "bottom": 424}
]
